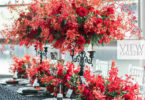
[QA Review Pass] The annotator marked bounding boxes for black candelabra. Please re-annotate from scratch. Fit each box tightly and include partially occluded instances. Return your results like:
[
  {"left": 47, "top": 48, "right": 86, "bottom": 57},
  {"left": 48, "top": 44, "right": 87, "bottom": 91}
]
[
  {"left": 34, "top": 45, "right": 48, "bottom": 63},
  {"left": 70, "top": 50, "right": 95, "bottom": 76}
]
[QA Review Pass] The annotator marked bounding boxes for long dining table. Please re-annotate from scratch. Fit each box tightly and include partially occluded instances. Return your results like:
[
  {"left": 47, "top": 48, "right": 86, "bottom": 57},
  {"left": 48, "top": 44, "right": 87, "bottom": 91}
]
[{"left": 0, "top": 78, "right": 76, "bottom": 100}]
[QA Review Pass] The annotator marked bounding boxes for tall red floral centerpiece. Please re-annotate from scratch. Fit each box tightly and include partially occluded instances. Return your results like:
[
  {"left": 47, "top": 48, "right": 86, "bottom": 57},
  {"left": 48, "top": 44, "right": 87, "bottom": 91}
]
[
  {"left": 2, "top": 0, "right": 140, "bottom": 51},
  {"left": 2, "top": 0, "right": 140, "bottom": 76}
]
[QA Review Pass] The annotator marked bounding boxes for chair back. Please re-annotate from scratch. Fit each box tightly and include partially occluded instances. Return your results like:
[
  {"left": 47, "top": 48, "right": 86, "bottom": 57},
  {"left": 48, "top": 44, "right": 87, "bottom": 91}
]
[
  {"left": 93, "top": 59, "right": 111, "bottom": 77},
  {"left": 128, "top": 64, "right": 144, "bottom": 85}
]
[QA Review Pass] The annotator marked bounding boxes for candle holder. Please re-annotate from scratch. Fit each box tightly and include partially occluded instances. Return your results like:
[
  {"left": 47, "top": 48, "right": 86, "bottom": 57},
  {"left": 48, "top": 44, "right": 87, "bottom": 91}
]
[
  {"left": 70, "top": 50, "right": 95, "bottom": 76},
  {"left": 34, "top": 45, "right": 48, "bottom": 63},
  {"left": 88, "top": 51, "right": 95, "bottom": 66}
]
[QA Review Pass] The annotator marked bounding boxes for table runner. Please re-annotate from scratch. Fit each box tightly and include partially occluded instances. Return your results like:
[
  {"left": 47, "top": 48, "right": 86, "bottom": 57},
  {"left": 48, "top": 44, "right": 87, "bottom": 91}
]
[{"left": 0, "top": 84, "right": 47, "bottom": 100}]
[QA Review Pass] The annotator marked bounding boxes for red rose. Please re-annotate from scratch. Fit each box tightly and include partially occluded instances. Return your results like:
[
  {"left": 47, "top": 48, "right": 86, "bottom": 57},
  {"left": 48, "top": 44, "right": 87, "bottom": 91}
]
[
  {"left": 48, "top": 35, "right": 54, "bottom": 43},
  {"left": 83, "top": 88, "right": 90, "bottom": 96},
  {"left": 107, "top": 7, "right": 114, "bottom": 15},
  {"left": 57, "top": 5, "right": 62, "bottom": 14},
  {"left": 106, "top": 96, "right": 112, "bottom": 100},
  {"left": 23, "top": 75, "right": 27, "bottom": 78},
  {"left": 102, "top": 36, "right": 111, "bottom": 44},
  {"left": 72, "top": 3, "right": 76, "bottom": 9},
  {"left": 87, "top": 93, "right": 94, "bottom": 100},
  {"left": 67, "top": 68, "right": 72, "bottom": 76},
  {"left": 20, "top": 12, "right": 25, "bottom": 17},
  {"left": 133, "top": 16, "right": 136, "bottom": 20},
  {"left": 37, "top": 66, "right": 43, "bottom": 74},
  {"left": 87, "top": 6, "right": 94, "bottom": 12},
  {"left": 98, "top": 39, "right": 102, "bottom": 44},
  {"left": 76, "top": 36, "right": 86, "bottom": 45},
  {"left": 53, "top": 37, "right": 64, "bottom": 49},
  {"left": 76, "top": 7, "right": 89, "bottom": 17},
  {"left": 95, "top": 18, "right": 103, "bottom": 24},
  {"left": 58, "top": 68, "right": 63, "bottom": 76},
  {"left": 94, "top": 10, "right": 99, "bottom": 15},
  {"left": 64, "top": 75, "right": 71, "bottom": 82},
  {"left": 28, "top": 29, "right": 38, "bottom": 39},
  {"left": 46, "top": 85, "right": 54, "bottom": 93},
  {"left": 123, "top": 94, "right": 130, "bottom": 100}
]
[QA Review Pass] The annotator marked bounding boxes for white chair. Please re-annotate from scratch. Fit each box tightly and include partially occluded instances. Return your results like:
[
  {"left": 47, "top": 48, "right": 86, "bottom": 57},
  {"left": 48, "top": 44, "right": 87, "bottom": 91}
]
[
  {"left": 138, "top": 89, "right": 145, "bottom": 99},
  {"left": 93, "top": 59, "right": 111, "bottom": 78},
  {"left": 128, "top": 64, "right": 144, "bottom": 86}
]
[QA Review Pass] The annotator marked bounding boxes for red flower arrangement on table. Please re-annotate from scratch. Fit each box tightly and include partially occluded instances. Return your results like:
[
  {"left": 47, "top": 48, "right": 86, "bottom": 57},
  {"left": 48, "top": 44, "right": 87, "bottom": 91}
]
[
  {"left": 26, "top": 59, "right": 53, "bottom": 85},
  {"left": 10, "top": 55, "right": 31, "bottom": 78},
  {"left": 25, "top": 59, "right": 142, "bottom": 99},
  {"left": 9, "top": 54, "right": 142, "bottom": 99},
  {"left": 27, "top": 61, "right": 80, "bottom": 96},
  {"left": 76, "top": 66, "right": 141, "bottom": 100},
  {"left": 2, "top": 0, "right": 140, "bottom": 52}
]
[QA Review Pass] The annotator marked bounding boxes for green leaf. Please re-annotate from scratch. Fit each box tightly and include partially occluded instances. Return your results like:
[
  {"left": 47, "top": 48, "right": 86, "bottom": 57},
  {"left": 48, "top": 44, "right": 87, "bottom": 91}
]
[
  {"left": 90, "top": 13, "right": 94, "bottom": 17},
  {"left": 91, "top": 34, "right": 99, "bottom": 45},
  {"left": 77, "top": 17, "right": 82, "bottom": 24},
  {"left": 64, "top": 19, "right": 67, "bottom": 25},
  {"left": 37, "top": 26, "right": 42, "bottom": 34},
  {"left": 84, "top": 15, "right": 89, "bottom": 21},
  {"left": 61, "top": 19, "right": 67, "bottom": 28},
  {"left": 55, "top": 14, "right": 60, "bottom": 17},
  {"left": 109, "top": 91, "right": 118, "bottom": 97},
  {"left": 76, "top": 97, "right": 82, "bottom": 100},
  {"left": 63, "top": 69, "right": 66, "bottom": 75},
  {"left": 35, "top": 63, "right": 39, "bottom": 67},
  {"left": 120, "top": 91, "right": 128, "bottom": 96},
  {"left": 101, "top": 42, "right": 104, "bottom": 46}
]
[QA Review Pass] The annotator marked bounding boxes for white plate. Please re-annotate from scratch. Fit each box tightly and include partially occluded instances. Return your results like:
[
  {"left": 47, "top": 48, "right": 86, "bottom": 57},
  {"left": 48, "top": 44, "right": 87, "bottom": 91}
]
[
  {"left": 17, "top": 87, "right": 46, "bottom": 94},
  {"left": 17, "top": 87, "right": 36, "bottom": 94},
  {"left": 0, "top": 78, "right": 12, "bottom": 84}
]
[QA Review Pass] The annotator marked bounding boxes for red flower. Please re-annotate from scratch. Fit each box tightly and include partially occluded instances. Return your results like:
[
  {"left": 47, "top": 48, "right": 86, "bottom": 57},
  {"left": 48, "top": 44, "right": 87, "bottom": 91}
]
[
  {"left": 57, "top": 5, "right": 62, "bottom": 14},
  {"left": 37, "top": 66, "right": 43, "bottom": 74},
  {"left": 76, "top": 36, "right": 86, "bottom": 45},
  {"left": 28, "top": 29, "right": 39, "bottom": 39},
  {"left": 58, "top": 68, "right": 63, "bottom": 76},
  {"left": 98, "top": 39, "right": 102, "bottom": 44},
  {"left": 53, "top": 37, "right": 64, "bottom": 49},
  {"left": 72, "top": 3, "right": 76, "bottom": 9},
  {"left": 48, "top": 35, "right": 54, "bottom": 43},
  {"left": 107, "top": 8, "right": 114, "bottom": 15},
  {"left": 67, "top": 68, "right": 72, "bottom": 76},
  {"left": 123, "top": 94, "right": 130, "bottom": 100},
  {"left": 133, "top": 16, "right": 136, "bottom": 20},
  {"left": 95, "top": 18, "right": 103, "bottom": 24},
  {"left": 46, "top": 85, "right": 54, "bottom": 93},
  {"left": 20, "top": 12, "right": 25, "bottom": 17},
  {"left": 94, "top": 10, "right": 99, "bottom": 15},
  {"left": 88, "top": 6, "right": 94, "bottom": 12},
  {"left": 111, "top": 60, "right": 115, "bottom": 67},
  {"left": 64, "top": 75, "right": 71, "bottom": 82},
  {"left": 23, "top": 75, "right": 27, "bottom": 78},
  {"left": 87, "top": 93, "right": 94, "bottom": 100},
  {"left": 83, "top": 87, "right": 90, "bottom": 96},
  {"left": 76, "top": 7, "right": 89, "bottom": 17}
]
